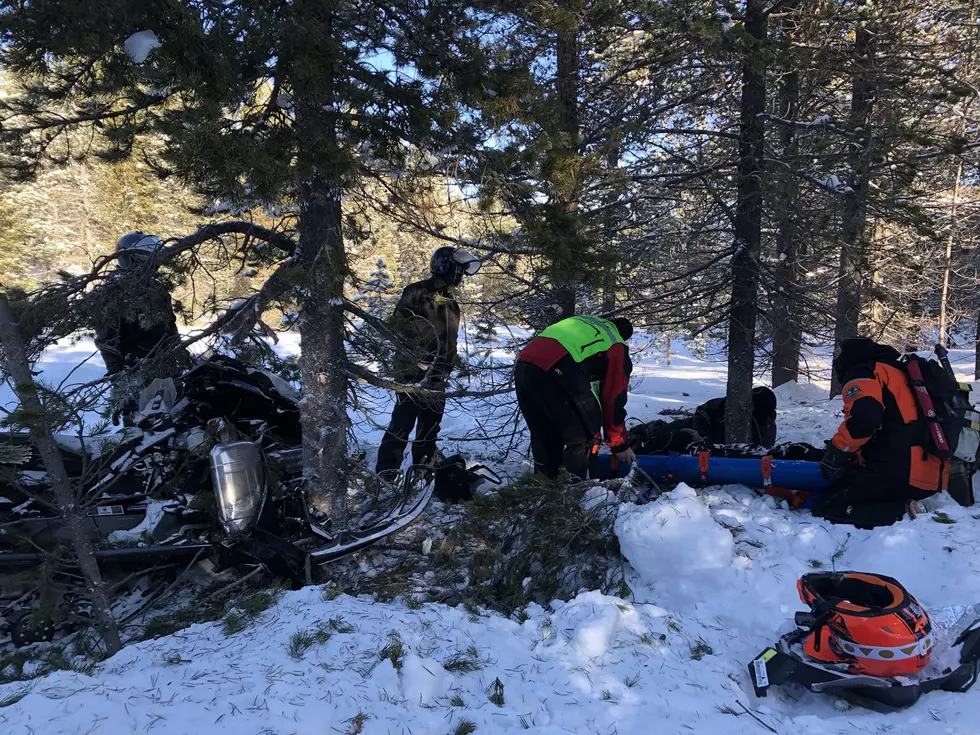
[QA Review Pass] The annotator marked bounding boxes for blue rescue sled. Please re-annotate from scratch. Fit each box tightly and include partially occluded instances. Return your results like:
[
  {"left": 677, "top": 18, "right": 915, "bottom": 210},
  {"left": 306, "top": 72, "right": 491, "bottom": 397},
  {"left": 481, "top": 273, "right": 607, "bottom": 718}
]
[{"left": 594, "top": 452, "right": 832, "bottom": 506}]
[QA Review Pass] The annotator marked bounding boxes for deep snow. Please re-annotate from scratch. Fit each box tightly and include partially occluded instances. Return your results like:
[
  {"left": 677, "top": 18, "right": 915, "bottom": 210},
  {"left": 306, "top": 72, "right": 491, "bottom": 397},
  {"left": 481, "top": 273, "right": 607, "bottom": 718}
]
[{"left": 4, "top": 332, "right": 980, "bottom": 733}]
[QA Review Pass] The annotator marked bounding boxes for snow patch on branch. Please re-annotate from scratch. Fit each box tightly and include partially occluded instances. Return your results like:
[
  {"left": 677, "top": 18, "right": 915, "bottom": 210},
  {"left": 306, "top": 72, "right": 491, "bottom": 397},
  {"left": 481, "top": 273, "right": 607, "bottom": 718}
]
[{"left": 124, "top": 31, "right": 161, "bottom": 64}]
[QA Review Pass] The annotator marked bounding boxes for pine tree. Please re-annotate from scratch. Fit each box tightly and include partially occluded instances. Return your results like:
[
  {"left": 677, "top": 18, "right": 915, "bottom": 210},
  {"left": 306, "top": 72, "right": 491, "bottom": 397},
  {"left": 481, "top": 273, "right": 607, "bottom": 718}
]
[
  {"left": 0, "top": 1, "right": 484, "bottom": 518},
  {"left": 353, "top": 258, "right": 396, "bottom": 316}
]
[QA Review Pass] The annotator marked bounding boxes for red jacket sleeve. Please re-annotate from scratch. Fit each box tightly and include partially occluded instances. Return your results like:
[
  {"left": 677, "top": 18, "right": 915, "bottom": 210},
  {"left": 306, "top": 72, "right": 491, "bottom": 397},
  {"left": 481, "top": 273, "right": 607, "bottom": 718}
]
[{"left": 601, "top": 343, "right": 631, "bottom": 451}]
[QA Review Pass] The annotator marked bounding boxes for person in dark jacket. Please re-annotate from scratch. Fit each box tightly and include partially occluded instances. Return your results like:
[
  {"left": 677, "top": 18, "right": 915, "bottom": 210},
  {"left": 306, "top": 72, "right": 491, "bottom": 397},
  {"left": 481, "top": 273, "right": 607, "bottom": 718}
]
[
  {"left": 515, "top": 315, "right": 636, "bottom": 480},
  {"left": 93, "top": 232, "right": 185, "bottom": 376},
  {"left": 813, "top": 337, "right": 947, "bottom": 529},
  {"left": 375, "top": 247, "right": 481, "bottom": 475},
  {"left": 92, "top": 233, "right": 189, "bottom": 421},
  {"left": 691, "top": 386, "right": 778, "bottom": 447}
]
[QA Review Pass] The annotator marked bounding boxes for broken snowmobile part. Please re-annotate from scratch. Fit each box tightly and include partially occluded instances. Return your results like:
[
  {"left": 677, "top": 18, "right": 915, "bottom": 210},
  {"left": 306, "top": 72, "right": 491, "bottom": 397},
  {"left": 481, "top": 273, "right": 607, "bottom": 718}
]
[
  {"left": 9, "top": 611, "right": 57, "bottom": 647},
  {"left": 135, "top": 378, "right": 178, "bottom": 424},
  {"left": 268, "top": 447, "right": 303, "bottom": 476},
  {"left": 617, "top": 463, "right": 661, "bottom": 504},
  {"left": 309, "top": 464, "right": 436, "bottom": 564},
  {"left": 4, "top": 502, "right": 153, "bottom": 546},
  {"left": 594, "top": 451, "right": 832, "bottom": 496},
  {"left": 0, "top": 543, "right": 213, "bottom": 569},
  {"left": 748, "top": 618, "right": 980, "bottom": 713},
  {"left": 210, "top": 441, "right": 265, "bottom": 535},
  {"left": 231, "top": 526, "right": 311, "bottom": 585}
]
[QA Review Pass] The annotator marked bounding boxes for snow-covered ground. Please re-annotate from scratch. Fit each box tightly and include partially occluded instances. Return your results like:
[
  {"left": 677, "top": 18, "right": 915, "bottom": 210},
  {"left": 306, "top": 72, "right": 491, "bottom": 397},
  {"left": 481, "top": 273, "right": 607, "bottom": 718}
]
[{"left": 4, "top": 333, "right": 980, "bottom": 733}]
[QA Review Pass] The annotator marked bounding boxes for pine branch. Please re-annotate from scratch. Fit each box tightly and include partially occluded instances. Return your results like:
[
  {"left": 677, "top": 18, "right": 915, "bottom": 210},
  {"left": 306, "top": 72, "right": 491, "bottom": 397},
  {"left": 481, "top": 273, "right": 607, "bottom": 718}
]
[{"left": 0, "top": 292, "right": 121, "bottom": 654}]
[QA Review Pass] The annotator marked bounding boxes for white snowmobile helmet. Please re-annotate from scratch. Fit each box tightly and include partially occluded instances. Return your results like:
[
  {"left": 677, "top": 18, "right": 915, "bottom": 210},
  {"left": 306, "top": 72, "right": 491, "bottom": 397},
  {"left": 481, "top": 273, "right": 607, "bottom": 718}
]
[{"left": 117, "top": 231, "right": 164, "bottom": 270}]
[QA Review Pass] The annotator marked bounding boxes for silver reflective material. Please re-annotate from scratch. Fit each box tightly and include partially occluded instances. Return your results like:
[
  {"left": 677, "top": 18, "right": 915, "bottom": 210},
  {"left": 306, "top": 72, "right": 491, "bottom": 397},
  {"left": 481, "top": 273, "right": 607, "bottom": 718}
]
[
  {"left": 453, "top": 249, "right": 482, "bottom": 275},
  {"left": 210, "top": 441, "right": 264, "bottom": 534}
]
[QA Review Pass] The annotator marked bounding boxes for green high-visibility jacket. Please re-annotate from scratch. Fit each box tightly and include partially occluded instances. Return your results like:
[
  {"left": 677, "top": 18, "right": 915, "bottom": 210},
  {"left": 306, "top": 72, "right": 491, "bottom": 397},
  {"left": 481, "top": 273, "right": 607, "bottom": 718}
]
[{"left": 537, "top": 316, "right": 624, "bottom": 363}]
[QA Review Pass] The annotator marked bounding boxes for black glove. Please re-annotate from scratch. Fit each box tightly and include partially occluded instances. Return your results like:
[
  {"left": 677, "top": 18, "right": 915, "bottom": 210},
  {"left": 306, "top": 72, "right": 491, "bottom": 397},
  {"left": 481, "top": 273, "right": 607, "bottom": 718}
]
[{"left": 820, "top": 443, "right": 853, "bottom": 481}]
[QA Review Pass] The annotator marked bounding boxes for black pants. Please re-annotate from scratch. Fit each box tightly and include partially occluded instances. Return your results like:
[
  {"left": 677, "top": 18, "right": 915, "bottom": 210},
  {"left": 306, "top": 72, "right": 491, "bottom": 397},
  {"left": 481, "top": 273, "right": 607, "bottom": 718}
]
[
  {"left": 514, "top": 361, "right": 600, "bottom": 480},
  {"left": 375, "top": 391, "right": 446, "bottom": 474},
  {"left": 812, "top": 469, "right": 933, "bottom": 529}
]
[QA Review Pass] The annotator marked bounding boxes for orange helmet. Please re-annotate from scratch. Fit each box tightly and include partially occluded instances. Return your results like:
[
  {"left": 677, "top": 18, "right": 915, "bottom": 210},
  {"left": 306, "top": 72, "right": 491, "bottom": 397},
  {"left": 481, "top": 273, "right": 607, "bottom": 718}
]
[{"left": 797, "top": 572, "right": 933, "bottom": 678}]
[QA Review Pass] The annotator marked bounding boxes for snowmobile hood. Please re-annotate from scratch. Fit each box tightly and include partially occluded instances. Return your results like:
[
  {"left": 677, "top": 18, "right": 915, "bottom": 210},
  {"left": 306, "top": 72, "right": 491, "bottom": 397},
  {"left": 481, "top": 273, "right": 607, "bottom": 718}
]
[{"left": 834, "top": 338, "right": 902, "bottom": 383}]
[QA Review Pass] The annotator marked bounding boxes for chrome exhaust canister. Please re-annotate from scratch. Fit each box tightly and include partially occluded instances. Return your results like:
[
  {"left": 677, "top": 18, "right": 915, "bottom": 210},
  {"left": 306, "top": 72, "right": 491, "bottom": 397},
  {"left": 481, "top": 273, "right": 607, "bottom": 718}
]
[{"left": 210, "top": 441, "right": 265, "bottom": 535}]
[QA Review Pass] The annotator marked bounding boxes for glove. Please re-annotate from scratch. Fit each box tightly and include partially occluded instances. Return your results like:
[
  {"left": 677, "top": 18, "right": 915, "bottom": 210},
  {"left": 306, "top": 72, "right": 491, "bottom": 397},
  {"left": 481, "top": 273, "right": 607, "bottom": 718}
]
[
  {"left": 614, "top": 447, "right": 637, "bottom": 465},
  {"left": 820, "top": 443, "right": 853, "bottom": 481}
]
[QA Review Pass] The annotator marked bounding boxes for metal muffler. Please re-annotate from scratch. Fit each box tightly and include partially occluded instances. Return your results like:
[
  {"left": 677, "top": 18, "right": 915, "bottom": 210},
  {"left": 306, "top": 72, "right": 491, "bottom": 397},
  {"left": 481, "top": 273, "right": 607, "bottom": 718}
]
[{"left": 210, "top": 441, "right": 265, "bottom": 535}]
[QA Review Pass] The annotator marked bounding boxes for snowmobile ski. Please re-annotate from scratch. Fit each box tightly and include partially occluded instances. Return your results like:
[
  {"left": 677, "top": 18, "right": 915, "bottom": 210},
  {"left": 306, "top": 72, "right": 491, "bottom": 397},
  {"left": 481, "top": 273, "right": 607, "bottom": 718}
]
[{"left": 309, "top": 464, "right": 436, "bottom": 564}]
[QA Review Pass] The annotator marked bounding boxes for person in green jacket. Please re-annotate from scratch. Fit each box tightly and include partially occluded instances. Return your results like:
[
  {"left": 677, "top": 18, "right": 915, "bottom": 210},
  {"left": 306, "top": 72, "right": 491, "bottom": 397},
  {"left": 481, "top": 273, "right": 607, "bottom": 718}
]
[{"left": 515, "top": 315, "right": 636, "bottom": 479}]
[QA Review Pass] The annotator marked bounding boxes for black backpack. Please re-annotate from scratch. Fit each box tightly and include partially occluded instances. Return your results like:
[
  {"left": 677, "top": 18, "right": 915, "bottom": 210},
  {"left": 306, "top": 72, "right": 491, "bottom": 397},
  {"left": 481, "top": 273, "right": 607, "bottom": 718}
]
[
  {"left": 902, "top": 354, "right": 962, "bottom": 461},
  {"left": 433, "top": 455, "right": 501, "bottom": 504}
]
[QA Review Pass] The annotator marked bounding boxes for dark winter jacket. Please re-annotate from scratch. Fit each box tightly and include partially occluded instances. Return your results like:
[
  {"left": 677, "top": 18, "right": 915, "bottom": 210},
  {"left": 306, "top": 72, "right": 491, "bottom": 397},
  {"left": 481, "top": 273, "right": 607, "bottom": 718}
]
[
  {"left": 92, "top": 274, "right": 186, "bottom": 377},
  {"left": 831, "top": 337, "right": 947, "bottom": 493},
  {"left": 692, "top": 386, "right": 778, "bottom": 446},
  {"left": 390, "top": 277, "right": 460, "bottom": 383}
]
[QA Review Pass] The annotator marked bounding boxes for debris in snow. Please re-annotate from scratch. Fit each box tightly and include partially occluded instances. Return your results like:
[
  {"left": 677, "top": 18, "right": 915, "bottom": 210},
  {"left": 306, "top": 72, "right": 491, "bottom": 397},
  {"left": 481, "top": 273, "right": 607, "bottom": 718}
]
[
  {"left": 817, "top": 175, "right": 854, "bottom": 194},
  {"left": 124, "top": 30, "right": 161, "bottom": 64},
  {"left": 107, "top": 500, "right": 172, "bottom": 545}
]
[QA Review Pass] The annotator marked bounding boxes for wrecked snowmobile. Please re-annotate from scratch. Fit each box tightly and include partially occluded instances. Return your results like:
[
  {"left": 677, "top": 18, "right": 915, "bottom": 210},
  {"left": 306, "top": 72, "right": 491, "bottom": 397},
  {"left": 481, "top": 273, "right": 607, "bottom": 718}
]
[
  {"left": 0, "top": 356, "right": 435, "bottom": 611},
  {"left": 749, "top": 572, "right": 980, "bottom": 712}
]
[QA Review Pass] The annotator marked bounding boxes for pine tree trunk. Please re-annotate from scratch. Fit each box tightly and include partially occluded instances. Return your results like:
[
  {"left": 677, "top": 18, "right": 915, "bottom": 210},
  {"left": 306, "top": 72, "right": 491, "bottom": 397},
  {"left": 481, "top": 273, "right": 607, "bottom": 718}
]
[
  {"left": 724, "top": 0, "right": 768, "bottom": 443},
  {"left": 939, "top": 160, "right": 962, "bottom": 348},
  {"left": 602, "top": 137, "right": 622, "bottom": 314},
  {"left": 0, "top": 293, "right": 121, "bottom": 655},
  {"left": 291, "top": 2, "right": 350, "bottom": 523},
  {"left": 550, "top": 22, "right": 580, "bottom": 321},
  {"left": 831, "top": 20, "right": 876, "bottom": 396},
  {"left": 296, "top": 177, "right": 350, "bottom": 522},
  {"left": 771, "top": 2, "right": 802, "bottom": 388}
]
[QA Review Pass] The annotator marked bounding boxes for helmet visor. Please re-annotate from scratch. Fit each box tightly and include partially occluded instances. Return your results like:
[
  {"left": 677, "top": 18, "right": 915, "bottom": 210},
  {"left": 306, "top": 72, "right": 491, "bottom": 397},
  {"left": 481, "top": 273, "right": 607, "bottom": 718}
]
[{"left": 453, "top": 249, "right": 482, "bottom": 276}]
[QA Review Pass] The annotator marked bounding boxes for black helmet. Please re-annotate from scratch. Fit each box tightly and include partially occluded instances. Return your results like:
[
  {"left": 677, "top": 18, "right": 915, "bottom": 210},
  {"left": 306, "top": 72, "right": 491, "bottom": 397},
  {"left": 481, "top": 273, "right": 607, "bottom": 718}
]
[
  {"left": 116, "top": 231, "right": 163, "bottom": 270},
  {"left": 430, "top": 247, "right": 481, "bottom": 286}
]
